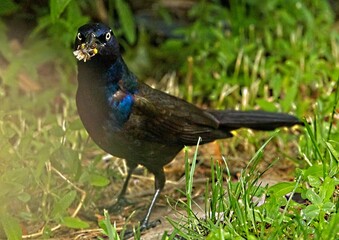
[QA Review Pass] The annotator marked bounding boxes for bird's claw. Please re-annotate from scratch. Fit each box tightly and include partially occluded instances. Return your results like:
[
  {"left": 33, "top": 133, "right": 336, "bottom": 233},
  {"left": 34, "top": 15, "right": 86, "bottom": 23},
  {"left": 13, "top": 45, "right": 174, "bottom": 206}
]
[
  {"left": 123, "top": 219, "right": 161, "bottom": 239},
  {"left": 140, "top": 218, "right": 161, "bottom": 231},
  {"left": 107, "top": 196, "right": 132, "bottom": 213}
]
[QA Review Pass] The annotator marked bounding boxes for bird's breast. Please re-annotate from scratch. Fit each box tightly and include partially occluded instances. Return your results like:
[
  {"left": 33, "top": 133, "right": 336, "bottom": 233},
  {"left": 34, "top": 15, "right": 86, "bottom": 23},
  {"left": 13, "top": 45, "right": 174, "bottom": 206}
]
[{"left": 105, "top": 85, "right": 135, "bottom": 128}]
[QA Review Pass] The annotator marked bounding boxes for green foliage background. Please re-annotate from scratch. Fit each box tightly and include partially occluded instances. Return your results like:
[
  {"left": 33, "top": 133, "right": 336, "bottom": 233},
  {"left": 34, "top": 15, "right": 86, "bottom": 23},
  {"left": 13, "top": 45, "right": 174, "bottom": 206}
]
[{"left": 0, "top": 0, "right": 338, "bottom": 239}]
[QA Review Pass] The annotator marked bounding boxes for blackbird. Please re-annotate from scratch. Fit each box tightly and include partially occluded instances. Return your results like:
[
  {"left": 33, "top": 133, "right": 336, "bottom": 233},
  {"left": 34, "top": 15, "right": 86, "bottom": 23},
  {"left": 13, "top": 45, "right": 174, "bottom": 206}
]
[{"left": 73, "top": 23, "right": 302, "bottom": 231}]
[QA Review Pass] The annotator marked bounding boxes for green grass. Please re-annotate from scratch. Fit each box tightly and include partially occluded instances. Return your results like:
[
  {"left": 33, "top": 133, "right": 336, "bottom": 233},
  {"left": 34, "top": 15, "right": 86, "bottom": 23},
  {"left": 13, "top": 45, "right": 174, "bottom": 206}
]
[
  {"left": 0, "top": 0, "right": 338, "bottom": 239},
  {"left": 166, "top": 123, "right": 338, "bottom": 239}
]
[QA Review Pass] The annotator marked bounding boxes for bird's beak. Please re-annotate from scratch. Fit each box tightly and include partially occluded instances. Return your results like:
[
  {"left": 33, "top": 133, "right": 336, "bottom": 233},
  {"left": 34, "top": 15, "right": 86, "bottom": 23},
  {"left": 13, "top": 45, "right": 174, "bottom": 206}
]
[{"left": 73, "top": 33, "right": 99, "bottom": 62}]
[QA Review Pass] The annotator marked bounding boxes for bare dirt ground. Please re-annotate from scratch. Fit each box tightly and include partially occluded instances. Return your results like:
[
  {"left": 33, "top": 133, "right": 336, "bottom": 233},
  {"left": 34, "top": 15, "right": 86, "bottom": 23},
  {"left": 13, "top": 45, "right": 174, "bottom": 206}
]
[
  {"left": 60, "top": 133, "right": 301, "bottom": 239},
  {"left": 125, "top": 136, "right": 300, "bottom": 240}
]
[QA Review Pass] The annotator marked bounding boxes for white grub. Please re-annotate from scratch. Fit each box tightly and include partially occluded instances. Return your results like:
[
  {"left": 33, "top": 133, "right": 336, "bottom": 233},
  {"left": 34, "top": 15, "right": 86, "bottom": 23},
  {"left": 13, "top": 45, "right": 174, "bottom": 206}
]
[{"left": 73, "top": 45, "right": 98, "bottom": 62}]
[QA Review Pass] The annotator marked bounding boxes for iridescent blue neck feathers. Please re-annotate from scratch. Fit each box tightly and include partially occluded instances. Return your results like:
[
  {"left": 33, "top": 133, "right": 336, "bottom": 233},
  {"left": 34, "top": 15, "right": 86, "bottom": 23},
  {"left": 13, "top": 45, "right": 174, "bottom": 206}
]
[{"left": 104, "top": 57, "right": 138, "bottom": 128}]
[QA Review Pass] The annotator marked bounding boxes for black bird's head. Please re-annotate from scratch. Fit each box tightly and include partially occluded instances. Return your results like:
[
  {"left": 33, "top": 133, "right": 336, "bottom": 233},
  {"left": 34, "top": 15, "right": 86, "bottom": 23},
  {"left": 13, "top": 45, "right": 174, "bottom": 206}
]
[{"left": 73, "top": 23, "right": 120, "bottom": 63}]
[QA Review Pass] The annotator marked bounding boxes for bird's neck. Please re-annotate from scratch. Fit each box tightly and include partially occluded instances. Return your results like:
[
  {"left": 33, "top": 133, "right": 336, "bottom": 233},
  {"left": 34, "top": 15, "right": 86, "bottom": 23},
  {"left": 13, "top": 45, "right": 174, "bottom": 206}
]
[
  {"left": 77, "top": 56, "right": 138, "bottom": 91},
  {"left": 76, "top": 56, "right": 138, "bottom": 129},
  {"left": 105, "top": 57, "right": 138, "bottom": 93}
]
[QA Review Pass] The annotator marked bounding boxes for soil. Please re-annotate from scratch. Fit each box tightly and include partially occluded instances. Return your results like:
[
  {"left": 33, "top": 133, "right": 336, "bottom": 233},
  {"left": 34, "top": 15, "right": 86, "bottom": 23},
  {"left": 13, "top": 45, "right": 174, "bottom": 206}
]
[{"left": 58, "top": 135, "right": 301, "bottom": 239}]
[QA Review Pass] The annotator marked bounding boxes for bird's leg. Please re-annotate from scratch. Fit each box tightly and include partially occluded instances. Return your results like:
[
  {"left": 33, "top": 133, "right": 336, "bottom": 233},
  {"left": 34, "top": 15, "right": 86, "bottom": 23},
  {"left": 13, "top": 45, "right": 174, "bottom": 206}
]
[
  {"left": 108, "top": 165, "right": 136, "bottom": 212},
  {"left": 139, "top": 167, "right": 165, "bottom": 230},
  {"left": 122, "top": 168, "right": 164, "bottom": 239}
]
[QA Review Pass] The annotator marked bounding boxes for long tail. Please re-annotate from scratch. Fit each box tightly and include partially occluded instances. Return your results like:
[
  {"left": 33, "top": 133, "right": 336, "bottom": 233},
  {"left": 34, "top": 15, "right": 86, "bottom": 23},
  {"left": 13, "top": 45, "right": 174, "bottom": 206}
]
[{"left": 209, "top": 110, "right": 303, "bottom": 131}]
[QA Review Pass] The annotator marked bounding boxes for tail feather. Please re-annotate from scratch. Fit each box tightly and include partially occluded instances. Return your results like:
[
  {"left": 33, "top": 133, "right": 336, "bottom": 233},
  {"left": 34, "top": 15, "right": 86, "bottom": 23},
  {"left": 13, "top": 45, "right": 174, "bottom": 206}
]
[{"left": 209, "top": 110, "right": 303, "bottom": 131}]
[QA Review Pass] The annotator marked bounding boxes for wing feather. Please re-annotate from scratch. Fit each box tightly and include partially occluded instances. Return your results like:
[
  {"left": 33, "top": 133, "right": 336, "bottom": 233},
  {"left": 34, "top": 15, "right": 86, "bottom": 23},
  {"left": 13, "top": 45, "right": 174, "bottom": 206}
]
[{"left": 130, "top": 83, "right": 230, "bottom": 145}]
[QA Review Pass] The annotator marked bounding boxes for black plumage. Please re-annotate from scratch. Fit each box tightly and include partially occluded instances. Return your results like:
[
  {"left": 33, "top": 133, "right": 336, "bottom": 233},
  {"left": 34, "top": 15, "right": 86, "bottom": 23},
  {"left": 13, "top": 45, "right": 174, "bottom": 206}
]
[{"left": 73, "top": 23, "right": 302, "bottom": 231}]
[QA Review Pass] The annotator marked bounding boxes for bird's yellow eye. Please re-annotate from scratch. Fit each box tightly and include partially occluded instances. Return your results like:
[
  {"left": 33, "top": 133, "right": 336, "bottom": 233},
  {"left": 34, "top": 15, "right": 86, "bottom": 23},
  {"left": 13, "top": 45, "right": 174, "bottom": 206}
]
[
  {"left": 105, "top": 32, "right": 111, "bottom": 41},
  {"left": 77, "top": 32, "right": 82, "bottom": 41}
]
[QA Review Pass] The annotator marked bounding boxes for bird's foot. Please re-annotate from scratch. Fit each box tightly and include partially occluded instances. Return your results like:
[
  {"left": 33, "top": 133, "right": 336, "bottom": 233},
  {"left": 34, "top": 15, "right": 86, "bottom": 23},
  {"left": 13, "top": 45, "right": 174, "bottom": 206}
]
[
  {"left": 123, "top": 219, "right": 161, "bottom": 239},
  {"left": 107, "top": 196, "right": 132, "bottom": 213},
  {"left": 140, "top": 218, "right": 161, "bottom": 231}
]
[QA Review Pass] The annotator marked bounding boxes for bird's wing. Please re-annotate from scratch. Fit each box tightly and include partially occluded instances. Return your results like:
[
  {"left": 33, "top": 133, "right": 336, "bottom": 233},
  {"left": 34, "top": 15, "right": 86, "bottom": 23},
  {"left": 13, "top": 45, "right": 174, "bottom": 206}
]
[{"left": 131, "top": 83, "right": 231, "bottom": 145}]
